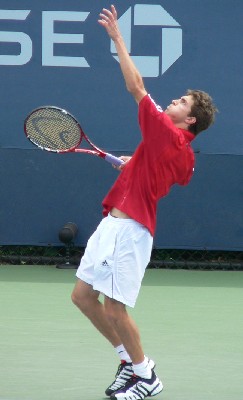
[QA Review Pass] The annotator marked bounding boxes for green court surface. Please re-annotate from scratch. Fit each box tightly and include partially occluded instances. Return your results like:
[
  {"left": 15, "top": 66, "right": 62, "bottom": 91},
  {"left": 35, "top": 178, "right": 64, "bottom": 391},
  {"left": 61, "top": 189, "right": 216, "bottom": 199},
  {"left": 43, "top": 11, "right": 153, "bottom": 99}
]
[{"left": 0, "top": 265, "right": 242, "bottom": 400}]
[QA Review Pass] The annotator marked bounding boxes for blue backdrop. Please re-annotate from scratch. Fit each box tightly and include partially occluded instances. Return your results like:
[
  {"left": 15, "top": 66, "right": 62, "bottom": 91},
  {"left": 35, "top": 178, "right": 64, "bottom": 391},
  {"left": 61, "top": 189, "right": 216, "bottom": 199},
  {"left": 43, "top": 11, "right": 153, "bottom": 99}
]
[{"left": 0, "top": 0, "right": 242, "bottom": 250}]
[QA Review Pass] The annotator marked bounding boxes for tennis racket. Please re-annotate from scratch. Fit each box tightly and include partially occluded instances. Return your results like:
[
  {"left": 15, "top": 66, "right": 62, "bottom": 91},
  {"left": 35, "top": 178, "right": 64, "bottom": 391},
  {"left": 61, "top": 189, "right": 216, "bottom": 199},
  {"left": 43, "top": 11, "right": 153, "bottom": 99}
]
[{"left": 24, "top": 106, "right": 123, "bottom": 166}]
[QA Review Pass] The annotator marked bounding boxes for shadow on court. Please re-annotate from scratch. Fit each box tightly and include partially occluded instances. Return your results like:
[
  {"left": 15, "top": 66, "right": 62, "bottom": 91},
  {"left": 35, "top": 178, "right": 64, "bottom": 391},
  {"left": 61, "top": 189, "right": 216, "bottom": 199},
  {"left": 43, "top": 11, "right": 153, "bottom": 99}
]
[{"left": 0, "top": 265, "right": 242, "bottom": 400}]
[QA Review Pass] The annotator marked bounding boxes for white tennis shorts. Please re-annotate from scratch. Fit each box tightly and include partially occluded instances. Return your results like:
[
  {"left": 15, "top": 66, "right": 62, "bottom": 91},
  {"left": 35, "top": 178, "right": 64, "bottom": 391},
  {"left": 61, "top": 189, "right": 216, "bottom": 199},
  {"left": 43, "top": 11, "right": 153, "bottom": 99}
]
[{"left": 76, "top": 214, "right": 153, "bottom": 308}]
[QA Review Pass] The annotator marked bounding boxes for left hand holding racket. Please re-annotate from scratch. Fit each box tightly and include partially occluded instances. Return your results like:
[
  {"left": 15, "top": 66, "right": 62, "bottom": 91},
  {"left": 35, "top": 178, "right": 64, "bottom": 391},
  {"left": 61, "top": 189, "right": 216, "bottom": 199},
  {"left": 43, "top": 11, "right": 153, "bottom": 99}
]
[{"left": 113, "top": 156, "right": 132, "bottom": 171}]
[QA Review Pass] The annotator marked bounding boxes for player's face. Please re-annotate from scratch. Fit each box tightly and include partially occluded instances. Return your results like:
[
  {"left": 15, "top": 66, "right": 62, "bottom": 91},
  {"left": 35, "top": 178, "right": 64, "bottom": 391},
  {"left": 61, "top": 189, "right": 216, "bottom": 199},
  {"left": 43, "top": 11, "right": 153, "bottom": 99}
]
[{"left": 165, "top": 95, "right": 194, "bottom": 124}]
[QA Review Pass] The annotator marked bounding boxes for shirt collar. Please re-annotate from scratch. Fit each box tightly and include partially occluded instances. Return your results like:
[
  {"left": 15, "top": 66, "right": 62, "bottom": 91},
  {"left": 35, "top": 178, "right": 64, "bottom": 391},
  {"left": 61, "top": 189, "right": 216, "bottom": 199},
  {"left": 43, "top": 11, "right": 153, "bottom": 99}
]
[{"left": 180, "top": 129, "right": 195, "bottom": 143}]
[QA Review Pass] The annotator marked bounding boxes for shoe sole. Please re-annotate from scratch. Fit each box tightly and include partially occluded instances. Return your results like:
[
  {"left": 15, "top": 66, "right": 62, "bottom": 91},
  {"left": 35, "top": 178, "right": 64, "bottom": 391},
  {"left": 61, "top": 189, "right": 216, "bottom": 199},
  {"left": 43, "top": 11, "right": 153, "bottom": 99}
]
[{"left": 112, "top": 383, "right": 163, "bottom": 400}]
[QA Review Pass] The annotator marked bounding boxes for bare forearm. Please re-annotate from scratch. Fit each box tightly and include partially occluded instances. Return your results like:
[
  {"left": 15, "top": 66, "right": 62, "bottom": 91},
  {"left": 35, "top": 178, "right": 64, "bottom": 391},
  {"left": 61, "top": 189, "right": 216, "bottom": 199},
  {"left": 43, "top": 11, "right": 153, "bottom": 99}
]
[
  {"left": 99, "top": 5, "right": 147, "bottom": 103},
  {"left": 113, "top": 36, "right": 146, "bottom": 101}
]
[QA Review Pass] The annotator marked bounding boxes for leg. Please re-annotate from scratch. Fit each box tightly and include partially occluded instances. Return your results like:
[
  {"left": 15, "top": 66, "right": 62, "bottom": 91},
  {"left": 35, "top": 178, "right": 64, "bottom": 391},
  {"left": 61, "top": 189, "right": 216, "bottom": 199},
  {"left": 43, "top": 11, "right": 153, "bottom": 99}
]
[
  {"left": 71, "top": 278, "right": 122, "bottom": 347},
  {"left": 104, "top": 296, "right": 144, "bottom": 364},
  {"left": 104, "top": 297, "right": 163, "bottom": 399},
  {"left": 72, "top": 280, "right": 135, "bottom": 396}
]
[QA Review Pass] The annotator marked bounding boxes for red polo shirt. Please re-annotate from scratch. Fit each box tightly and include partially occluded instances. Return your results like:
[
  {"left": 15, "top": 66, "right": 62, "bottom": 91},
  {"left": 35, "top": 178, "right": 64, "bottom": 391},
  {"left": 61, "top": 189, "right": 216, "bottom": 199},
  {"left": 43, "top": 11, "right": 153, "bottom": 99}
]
[{"left": 102, "top": 94, "right": 195, "bottom": 236}]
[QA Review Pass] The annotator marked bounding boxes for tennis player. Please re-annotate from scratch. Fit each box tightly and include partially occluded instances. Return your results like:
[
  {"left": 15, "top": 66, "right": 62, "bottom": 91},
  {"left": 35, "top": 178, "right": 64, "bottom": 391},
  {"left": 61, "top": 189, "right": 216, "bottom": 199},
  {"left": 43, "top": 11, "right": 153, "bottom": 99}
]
[{"left": 71, "top": 5, "right": 217, "bottom": 400}]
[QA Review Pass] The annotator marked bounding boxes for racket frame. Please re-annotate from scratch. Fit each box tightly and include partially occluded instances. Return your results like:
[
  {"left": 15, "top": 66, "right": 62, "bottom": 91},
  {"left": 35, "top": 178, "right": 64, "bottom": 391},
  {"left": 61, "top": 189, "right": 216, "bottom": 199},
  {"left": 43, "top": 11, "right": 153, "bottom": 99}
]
[{"left": 24, "top": 106, "right": 123, "bottom": 166}]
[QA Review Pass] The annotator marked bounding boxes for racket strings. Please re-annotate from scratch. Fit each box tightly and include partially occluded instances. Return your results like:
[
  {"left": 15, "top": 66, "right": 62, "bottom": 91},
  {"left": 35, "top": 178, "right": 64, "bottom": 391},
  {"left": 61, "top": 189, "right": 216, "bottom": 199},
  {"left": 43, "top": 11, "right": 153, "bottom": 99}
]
[{"left": 25, "top": 108, "right": 81, "bottom": 151}]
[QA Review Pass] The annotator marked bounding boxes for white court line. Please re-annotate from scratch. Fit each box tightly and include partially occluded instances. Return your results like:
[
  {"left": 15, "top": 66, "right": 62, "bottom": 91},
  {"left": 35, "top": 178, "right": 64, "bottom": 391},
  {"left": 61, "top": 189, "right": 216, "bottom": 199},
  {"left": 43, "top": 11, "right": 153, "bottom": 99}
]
[{"left": 0, "top": 397, "right": 46, "bottom": 400}]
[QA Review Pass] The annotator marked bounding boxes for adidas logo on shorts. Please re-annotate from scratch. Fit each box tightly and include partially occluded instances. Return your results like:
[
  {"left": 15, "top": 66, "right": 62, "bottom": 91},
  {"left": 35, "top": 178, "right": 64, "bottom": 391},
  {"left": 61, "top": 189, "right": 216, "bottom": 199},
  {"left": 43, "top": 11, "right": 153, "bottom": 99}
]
[{"left": 101, "top": 260, "right": 109, "bottom": 266}]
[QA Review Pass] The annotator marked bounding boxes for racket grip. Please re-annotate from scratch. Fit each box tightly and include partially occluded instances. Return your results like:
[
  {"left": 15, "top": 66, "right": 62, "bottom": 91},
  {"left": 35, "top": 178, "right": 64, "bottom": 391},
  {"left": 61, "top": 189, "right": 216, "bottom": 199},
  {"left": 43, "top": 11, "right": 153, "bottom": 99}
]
[{"left": 105, "top": 153, "right": 124, "bottom": 166}]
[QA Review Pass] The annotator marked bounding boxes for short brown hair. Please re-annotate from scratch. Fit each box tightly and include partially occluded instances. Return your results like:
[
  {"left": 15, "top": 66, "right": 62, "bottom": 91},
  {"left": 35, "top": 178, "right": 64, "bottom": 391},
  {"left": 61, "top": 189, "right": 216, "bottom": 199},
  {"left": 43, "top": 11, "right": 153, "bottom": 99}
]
[{"left": 187, "top": 89, "right": 218, "bottom": 135}]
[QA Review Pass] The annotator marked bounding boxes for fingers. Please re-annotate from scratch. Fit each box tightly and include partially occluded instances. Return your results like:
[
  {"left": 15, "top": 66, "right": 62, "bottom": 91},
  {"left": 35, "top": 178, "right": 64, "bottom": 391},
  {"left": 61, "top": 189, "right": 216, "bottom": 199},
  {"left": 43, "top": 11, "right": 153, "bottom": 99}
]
[
  {"left": 110, "top": 4, "right": 117, "bottom": 18},
  {"left": 120, "top": 156, "right": 132, "bottom": 163},
  {"left": 98, "top": 5, "right": 117, "bottom": 25},
  {"left": 101, "top": 5, "right": 117, "bottom": 19},
  {"left": 99, "top": 9, "right": 111, "bottom": 20},
  {"left": 112, "top": 164, "right": 122, "bottom": 171},
  {"left": 112, "top": 156, "right": 131, "bottom": 171}
]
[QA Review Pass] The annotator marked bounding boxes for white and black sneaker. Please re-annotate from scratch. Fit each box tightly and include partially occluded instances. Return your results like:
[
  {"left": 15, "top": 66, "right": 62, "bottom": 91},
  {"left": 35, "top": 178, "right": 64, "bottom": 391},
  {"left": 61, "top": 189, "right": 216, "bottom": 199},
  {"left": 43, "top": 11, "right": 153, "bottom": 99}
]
[
  {"left": 110, "top": 370, "right": 163, "bottom": 400},
  {"left": 105, "top": 359, "right": 155, "bottom": 397}
]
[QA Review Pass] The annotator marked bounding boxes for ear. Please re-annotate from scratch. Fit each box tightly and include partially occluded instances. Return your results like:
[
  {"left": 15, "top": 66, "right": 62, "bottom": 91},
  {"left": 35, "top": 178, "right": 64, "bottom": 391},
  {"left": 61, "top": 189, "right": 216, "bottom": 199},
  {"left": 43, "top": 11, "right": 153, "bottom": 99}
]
[{"left": 185, "top": 116, "right": 196, "bottom": 126}]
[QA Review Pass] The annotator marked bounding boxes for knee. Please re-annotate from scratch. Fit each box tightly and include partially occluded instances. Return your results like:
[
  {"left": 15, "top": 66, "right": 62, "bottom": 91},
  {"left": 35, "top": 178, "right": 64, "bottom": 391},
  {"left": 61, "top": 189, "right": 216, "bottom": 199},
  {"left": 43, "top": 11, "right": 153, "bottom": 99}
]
[
  {"left": 104, "top": 300, "right": 126, "bottom": 325},
  {"left": 104, "top": 307, "right": 116, "bottom": 324},
  {"left": 71, "top": 285, "right": 99, "bottom": 316},
  {"left": 71, "top": 288, "right": 81, "bottom": 307},
  {"left": 71, "top": 288, "right": 87, "bottom": 313}
]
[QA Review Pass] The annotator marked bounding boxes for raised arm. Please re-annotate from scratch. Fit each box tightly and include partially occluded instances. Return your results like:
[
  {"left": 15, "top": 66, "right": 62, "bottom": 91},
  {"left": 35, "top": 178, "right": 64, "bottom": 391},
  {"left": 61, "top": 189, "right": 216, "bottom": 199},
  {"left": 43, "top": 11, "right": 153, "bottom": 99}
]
[{"left": 98, "top": 5, "right": 147, "bottom": 104}]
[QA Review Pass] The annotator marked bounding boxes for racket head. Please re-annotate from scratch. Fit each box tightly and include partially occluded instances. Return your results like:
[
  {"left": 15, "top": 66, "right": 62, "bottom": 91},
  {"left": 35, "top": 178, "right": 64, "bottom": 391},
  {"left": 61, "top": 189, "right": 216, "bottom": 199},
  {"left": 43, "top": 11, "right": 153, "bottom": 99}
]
[{"left": 24, "top": 106, "right": 83, "bottom": 152}]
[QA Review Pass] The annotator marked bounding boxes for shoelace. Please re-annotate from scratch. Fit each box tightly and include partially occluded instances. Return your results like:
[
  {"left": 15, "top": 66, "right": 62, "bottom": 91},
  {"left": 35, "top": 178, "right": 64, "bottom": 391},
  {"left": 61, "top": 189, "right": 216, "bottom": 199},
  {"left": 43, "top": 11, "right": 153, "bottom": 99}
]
[{"left": 109, "top": 364, "right": 133, "bottom": 391}]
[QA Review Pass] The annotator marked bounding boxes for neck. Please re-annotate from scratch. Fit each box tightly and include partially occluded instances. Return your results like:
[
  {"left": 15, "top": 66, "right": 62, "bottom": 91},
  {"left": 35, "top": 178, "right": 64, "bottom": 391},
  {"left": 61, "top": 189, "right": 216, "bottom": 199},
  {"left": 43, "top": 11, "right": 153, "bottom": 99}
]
[{"left": 174, "top": 121, "right": 189, "bottom": 130}]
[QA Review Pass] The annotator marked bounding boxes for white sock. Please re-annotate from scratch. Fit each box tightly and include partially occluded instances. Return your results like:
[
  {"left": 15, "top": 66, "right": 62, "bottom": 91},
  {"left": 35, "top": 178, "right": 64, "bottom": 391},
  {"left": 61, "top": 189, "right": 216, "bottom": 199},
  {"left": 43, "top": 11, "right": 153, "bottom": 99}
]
[
  {"left": 115, "top": 344, "right": 132, "bottom": 363},
  {"left": 133, "top": 356, "right": 152, "bottom": 379}
]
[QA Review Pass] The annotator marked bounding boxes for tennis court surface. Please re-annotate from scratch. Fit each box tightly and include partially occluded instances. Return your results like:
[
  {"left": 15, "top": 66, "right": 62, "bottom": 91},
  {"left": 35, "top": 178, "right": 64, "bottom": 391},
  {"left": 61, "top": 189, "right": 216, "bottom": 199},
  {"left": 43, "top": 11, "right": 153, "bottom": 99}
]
[{"left": 0, "top": 265, "right": 242, "bottom": 400}]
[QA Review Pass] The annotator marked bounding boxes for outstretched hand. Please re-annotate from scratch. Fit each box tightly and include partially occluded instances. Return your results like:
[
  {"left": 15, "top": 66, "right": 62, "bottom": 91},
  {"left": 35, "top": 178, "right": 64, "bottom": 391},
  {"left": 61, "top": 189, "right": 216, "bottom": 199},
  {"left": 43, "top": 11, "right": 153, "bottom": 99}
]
[{"left": 98, "top": 5, "right": 120, "bottom": 41}]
